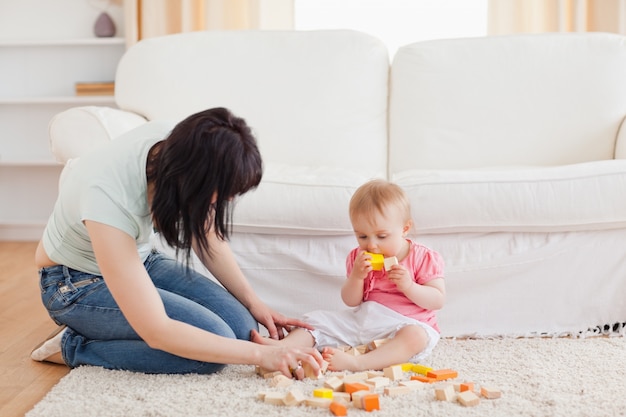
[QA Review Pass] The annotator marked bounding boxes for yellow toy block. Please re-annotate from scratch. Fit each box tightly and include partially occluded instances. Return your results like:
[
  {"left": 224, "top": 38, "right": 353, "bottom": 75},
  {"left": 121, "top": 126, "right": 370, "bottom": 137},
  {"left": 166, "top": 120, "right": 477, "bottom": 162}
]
[
  {"left": 411, "top": 364, "right": 433, "bottom": 375},
  {"left": 365, "top": 252, "right": 384, "bottom": 270},
  {"left": 400, "top": 362, "right": 414, "bottom": 372},
  {"left": 313, "top": 388, "right": 334, "bottom": 399}
]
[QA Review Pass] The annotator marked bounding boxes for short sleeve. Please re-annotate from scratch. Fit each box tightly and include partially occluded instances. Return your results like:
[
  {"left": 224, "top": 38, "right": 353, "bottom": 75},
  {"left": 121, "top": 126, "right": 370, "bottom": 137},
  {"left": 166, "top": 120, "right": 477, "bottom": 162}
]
[{"left": 412, "top": 245, "right": 445, "bottom": 285}]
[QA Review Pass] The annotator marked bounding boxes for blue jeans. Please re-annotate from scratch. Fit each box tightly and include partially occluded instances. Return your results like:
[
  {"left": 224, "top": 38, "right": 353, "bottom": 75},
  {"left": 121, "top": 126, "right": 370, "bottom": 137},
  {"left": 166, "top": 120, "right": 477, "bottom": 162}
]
[{"left": 38, "top": 251, "right": 258, "bottom": 374}]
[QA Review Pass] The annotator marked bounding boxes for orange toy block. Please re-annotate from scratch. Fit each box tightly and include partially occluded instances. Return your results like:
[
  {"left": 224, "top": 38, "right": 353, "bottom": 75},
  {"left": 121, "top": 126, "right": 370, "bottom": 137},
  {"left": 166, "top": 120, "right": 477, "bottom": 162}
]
[
  {"left": 427, "top": 369, "right": 458, "bottom": 381},
  {"left": 365, "top": 252, "right": 384, "bottom": 270},
  {"left": 330, "top": 401, "right": 348, "bottom": 416},
  {"left": 411, "top": 375, "right": 437, "bottom": 383},
  {"left": 344, "top": 382, "right": 371, "bottom": 395},
  {"left": 362, "top": 393, "right": 380, "bottom": 411},
  {"left": 460, "top": 382, "right": 475, "bottom": 392}
]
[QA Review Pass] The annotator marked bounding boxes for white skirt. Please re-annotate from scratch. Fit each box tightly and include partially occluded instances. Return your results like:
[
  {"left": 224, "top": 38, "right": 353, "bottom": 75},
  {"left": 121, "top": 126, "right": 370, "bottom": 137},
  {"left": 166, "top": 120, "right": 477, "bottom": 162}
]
[{"left": 303, "top": 301, "right": 440, "bottom": 363}]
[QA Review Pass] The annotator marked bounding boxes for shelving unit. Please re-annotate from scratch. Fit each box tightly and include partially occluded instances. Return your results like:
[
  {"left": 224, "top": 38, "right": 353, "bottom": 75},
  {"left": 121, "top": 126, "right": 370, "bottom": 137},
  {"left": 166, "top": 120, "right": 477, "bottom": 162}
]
[{"left": 0, "top": 1, "right": 126, "bottom": 240}]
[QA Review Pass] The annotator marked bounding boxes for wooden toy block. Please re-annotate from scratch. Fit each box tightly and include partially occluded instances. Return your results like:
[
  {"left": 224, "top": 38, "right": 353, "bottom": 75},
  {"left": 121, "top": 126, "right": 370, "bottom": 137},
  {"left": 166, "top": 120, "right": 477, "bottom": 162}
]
[
  {"left": 427, "top": 369, "right": 458, "bottom": 381},
  {"left": 383, "top": 365, "right": 404, "bottom": 381},
  {"left": 384, "top": 256, "right": 398, "bottom": 271},
  {"left": 411, "top": 364, "right": 433, "bottom": 375},
  {"left": 480, "top": 386, "right": 502, "bottom": 399},
  {"left": 330, "top": 401, "right": 348, "bottom": 416},
  {"left": 365, "top": 376, "right": 390, "bottom": 389},
  {"left": 352, "top": 390, "right": 369, "bottom": 409},
  {"left": 346, "top": 346, "right": 362, "bottom": 356},
  {"left": 302, "top": 360, "right": 323, "bottom": 379},
  {"left": 399, "top": 380, "right": 425, "bottom": 390},
  {"left": 284, "top": 389, "right": 307, "bottom": 406},
  {"left": 333, "top": 392, "right": 352, "bottom": 402},
  {"left": 344, "top": 382, "right": 371, "bottom": 395},
  {"left": 400, "top": 362, "right": 414, "bottom": 372},
  {"left": 270, "top": 374, "right": 293, "bottom": 388},
  {"left": 313, "top": 388, "right": 334, "bottom": 399},
  {"left": 343, "top": 372, "right": 369, "bottom": 383},
  {"left": 324, "top": 376, "right": 344, "bottom": 391},
  {"left": 435, "top": 384, "right": 456, "bottom": 401},
  {"left": 362, "top": 393, "right": 380, "bottom": 411},
  {"left": 457, "top": 390, "right": 480, "bottom": 407},
  {"left": 256, "top": 391, "right": 268, "bottom": 401},
  {"left": 384, "top": 385, "right": 412, "bottom": 396},
  {"left": 411, "top": 375, "right": 437, "bottom": 383},
  {"left": 367, "top": 370, "right": 384, "bottom": 378},
  {"left": 460, "top": 382, "right": 475, "bottom": 392},
  {"left": 263, "top": 392, "right": 286, "bottom": 405},
  {"left": 305, "top": 397, "right": 332, "bottom": 408},
  {"left": 365, "top": 252, "right": 384, "bottom": 270},
  {"left": 366, "top": 338, "right": 388, "bottom": 352},
  {"left": 263, "top": 371, "right": 282, "bottom": 379}
]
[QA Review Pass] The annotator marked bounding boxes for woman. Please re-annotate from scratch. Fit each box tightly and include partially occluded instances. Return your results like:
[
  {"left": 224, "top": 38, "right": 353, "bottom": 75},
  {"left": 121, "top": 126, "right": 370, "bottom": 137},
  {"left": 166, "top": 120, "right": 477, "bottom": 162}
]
[{"left": 31, "top": 107, "right": 322, "bottom": 378}]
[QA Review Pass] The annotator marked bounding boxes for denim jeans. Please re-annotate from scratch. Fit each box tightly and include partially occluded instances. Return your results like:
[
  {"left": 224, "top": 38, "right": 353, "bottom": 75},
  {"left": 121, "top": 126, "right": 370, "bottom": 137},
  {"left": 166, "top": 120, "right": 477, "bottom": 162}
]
[{"left": 38, "top": 251, "right": 258, "bottom": 374}]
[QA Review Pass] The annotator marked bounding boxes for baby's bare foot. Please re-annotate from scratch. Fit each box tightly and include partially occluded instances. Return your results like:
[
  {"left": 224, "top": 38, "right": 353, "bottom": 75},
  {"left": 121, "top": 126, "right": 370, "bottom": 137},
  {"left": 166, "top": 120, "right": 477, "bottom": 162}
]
[
  {"left": 250, "top": 329, "right": 280, "bottom": 346},
  {"left": 321, "top": 347, "right": 361, "bottom": 372}
]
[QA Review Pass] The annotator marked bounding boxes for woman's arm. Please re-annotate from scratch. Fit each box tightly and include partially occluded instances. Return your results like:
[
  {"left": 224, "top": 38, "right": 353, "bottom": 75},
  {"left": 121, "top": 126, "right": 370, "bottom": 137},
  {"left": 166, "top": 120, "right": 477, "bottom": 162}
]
[{"left": 86, "top": 220, "right": 322, "bottom": 374}]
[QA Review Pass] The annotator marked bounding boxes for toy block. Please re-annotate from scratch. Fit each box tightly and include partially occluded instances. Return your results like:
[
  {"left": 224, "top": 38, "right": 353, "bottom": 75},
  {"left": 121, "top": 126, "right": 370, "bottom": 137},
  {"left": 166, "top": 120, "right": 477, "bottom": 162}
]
[
  {"left": 365, "top": 376, "right": 390, "bottom": 389},
  {"left": 346, "top": 346, "right": 362, "bottom": 356},
  {"left": 480, "top": 386, "right": 502, "bottom": 399},
  {"left": 460, "top": 382, "right": 475, "bottom": 392},
  {"left": 362, "top": 393, "right": 380, "bottom": 411},
  {"left": 367, "top": 370, "right": 384, "bottom": 378},
  {"left": 384, "top": 256, "right": 398, "bottom": 271},
  {"left": 365, "top": 252, "right": 384, "bottom": 270},
  {"left": 411, "top": 375, "right": 437, "bottom": 383},
  {"left": 256, "top": 391, "right": 268, "bottom": 401},
  {"left": 399, "top": 380, "right": 425, "bottom": 390},
  {"left": 283, "top": 389, "right": 307, "bottom": 406},
  {"left": 411, "top": 364, "right": 433, "bottom": 375},
  {"left": 351, "top": 390, "right": 369, "bottom": 409},
  {"left": 333, "top": 392, "right": 352, "bottom": 402},
  {"left": 366, "top": 338, "right": 388, "bottom": 352},
  {"left": 383, "top": 365, "right": 404, "bottom": 381},
  {"left": 324, "top": 376, "right": 344, "bottom": 391},
  {"left": 270, "top": 374, "right": 293, "bottom": 387},
  {"left": 313, "top": 388, "right": 334, "bottom": 399},
  {"left": 384, "top": 385, "right": 412, "bottom": 396},
  {"left": 305, "top": 397, "right": 332, "bottom": 408},
  {"left": 263, "top": 392, "right": 286, "bottom": 405},
  {"left": 344, "top": 382, "right": 371, "bottom": 395},
  {"left": 400, "top": 362, "right": 414, "bottom": 372},
  {"left": 343, "top": 372, "right": 369, "bottom": 383},
  {"left": 427, "top": 369, "right": 458, "bottom": 381},
  {"left": 302, "top": 360, "right": 324, "bottom": 379},
  {"left": 435, "top": 384, "right": 456, "bottom": 401},
  {"left": 330, "top": 401, "right": 348, "bottom": 416},
  {"left": 457, "top": 390, "right": 480, "bottom": 407}
]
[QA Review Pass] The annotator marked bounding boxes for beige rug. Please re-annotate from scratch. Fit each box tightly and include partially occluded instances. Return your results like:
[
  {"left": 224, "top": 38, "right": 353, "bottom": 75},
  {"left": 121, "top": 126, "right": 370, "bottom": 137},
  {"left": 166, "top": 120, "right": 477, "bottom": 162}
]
[{"left": 27, "top": 336, "right": 626, "bottom": 417}]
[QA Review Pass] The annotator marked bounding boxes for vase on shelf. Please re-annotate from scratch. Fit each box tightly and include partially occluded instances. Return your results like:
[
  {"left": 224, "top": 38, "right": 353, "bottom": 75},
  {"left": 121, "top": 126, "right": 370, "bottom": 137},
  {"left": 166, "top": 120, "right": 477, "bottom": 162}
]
[{"left": 94, "top": 11, "right": 116, "bottom": 37}]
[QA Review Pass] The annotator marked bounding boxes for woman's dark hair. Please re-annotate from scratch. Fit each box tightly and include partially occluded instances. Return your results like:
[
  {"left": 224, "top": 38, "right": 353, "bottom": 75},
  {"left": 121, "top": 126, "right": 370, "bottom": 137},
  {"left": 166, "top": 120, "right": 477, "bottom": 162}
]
[{"left": 147, "top": 107, "right": 263, "bottom": 262}]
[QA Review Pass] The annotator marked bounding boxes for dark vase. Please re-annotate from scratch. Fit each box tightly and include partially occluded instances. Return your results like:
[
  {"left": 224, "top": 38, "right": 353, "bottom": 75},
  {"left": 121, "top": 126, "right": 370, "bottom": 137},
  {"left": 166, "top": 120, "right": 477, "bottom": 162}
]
[{"left": 94, "top": 11, "right": 116, "bottom": 37}]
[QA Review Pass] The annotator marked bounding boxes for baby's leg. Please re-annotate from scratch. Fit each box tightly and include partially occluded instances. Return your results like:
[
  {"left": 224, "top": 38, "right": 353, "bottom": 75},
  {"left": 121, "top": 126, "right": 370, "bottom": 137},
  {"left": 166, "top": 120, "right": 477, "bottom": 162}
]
[
  {"left": 250, "top": 328, "right": 315, "bottom": 348},
  {"left": 322, "top": 325, "right": 428, "bottom": 372}
]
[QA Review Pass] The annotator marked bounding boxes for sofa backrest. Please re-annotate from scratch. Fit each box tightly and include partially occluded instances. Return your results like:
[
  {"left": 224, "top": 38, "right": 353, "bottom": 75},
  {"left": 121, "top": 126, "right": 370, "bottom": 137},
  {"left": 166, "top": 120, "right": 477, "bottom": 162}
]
[
  {"left": 389, "top": 32, "right": 626, "bottom": 172},
  {"left": 115, "top": 30, "right": 389, "bottom": 179}
]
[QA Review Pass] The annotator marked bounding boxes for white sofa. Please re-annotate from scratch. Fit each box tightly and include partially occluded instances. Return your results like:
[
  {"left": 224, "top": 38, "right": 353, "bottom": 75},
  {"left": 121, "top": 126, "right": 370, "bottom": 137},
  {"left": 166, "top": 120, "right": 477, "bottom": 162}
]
[{"left": 49, "top": 30, "right": 626, "bottom": 338}]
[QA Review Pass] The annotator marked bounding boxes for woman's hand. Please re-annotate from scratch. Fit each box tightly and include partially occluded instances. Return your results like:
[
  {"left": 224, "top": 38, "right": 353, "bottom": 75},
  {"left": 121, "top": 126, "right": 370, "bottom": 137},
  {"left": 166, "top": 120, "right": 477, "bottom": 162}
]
[
  {"left": 260, "top": 345, "right": 324, "bottom": 380},
  {"left": 249, "top": 303, "right": 313, "bottom": 340}
]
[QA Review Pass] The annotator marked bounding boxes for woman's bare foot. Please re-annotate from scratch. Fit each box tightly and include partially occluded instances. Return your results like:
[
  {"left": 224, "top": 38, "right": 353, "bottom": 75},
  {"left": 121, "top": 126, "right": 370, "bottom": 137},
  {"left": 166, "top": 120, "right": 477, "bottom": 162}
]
[
  {"left": 250, "top": 329, "right": 281, "bottom": 346},
  {"left": 321, "top": 347, "right": 362, "bottom": 372}
]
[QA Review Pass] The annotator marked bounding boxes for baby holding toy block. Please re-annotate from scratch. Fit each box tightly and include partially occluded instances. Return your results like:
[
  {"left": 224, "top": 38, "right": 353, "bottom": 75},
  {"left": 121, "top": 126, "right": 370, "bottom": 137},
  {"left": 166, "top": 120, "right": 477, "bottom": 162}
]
[{"left": 252, "top": 179, "right": 446, "bottom": 372}]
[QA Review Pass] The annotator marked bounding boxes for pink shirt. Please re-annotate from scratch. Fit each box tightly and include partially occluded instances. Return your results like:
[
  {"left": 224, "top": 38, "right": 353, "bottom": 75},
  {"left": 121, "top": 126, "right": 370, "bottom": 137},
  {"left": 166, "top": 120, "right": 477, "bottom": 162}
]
[{"left": 346, "top": 240, "right": 445, "bottom": 332}]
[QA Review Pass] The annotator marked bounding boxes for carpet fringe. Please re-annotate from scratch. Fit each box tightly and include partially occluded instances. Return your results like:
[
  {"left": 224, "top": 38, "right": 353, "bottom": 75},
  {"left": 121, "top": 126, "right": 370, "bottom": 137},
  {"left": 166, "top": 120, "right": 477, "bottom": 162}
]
[{"left": 447, "top": 321, "right": 626, "bottom": 340}]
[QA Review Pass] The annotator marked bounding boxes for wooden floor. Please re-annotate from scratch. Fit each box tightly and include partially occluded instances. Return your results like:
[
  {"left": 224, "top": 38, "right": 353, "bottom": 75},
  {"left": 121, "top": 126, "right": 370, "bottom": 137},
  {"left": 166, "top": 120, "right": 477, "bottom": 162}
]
[{"left": 0, "top": 242, "right": 69, "bottom": 417}]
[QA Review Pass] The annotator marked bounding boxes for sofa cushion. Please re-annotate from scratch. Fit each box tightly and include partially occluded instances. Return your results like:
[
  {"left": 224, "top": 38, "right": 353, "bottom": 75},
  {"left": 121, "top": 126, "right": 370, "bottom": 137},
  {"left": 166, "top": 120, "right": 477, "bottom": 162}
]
[
  {"left": 393, "top": 160, "right": 626, "bottom": 233},
  {"left": 232, "top": 164, "right": 374, "bottom": 235}
]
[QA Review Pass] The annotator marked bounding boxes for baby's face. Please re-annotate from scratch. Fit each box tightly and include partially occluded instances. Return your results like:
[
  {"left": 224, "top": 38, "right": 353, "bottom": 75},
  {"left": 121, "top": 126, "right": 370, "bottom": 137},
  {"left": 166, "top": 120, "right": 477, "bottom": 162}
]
[{"left": 351, "top": 207, "right": 409, "bottom": 258}]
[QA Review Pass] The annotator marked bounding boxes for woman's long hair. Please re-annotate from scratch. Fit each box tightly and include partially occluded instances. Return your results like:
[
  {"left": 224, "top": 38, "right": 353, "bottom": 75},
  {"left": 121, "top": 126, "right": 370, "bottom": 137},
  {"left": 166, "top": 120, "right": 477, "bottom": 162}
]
[{"left": 147, "top": 107, "right": 263, "bottom": 262}]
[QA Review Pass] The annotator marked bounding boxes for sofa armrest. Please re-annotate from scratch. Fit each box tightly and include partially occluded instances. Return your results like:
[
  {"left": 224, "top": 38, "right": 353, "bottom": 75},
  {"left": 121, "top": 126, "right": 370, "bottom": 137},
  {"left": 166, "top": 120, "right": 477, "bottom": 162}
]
[
  {"left": 49, "top": 106, "right": 147, "bottom": 164},
  {"left": 616, "top": 115, "right": 626, "bottom": 159}
]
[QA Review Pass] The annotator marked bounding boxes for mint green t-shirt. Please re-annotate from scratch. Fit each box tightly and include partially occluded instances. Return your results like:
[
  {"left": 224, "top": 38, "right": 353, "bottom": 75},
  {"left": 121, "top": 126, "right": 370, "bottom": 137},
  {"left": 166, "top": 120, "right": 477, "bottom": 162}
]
[{"left": 42, "top": 121, "right": 174, "bottom": 275}]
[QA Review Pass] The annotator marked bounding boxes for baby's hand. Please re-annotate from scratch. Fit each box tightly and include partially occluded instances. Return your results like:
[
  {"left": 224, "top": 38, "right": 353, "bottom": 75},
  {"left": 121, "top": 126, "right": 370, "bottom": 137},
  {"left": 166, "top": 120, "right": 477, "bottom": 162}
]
[
  {"left": 386, "top": 264, "right": 413, "bottom": 292},
  {"left": 350, "top": 251, "right": 374, "bottom": 280}
]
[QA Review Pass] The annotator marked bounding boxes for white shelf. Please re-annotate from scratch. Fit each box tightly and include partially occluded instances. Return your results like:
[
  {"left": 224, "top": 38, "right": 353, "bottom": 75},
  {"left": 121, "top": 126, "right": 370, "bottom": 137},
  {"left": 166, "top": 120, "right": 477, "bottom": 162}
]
[
  {"left": 0, "top": 96, "right": 115, "bottom": 104},
  {"left": 0, "top": 37, "right": 125, "bottom": 47}
]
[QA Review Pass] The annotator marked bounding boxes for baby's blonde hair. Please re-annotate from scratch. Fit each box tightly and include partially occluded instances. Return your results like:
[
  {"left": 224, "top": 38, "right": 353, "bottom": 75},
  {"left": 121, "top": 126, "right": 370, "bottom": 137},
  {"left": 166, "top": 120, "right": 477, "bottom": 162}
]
[{"left": 349, "top": 179, "right": 412, "bottom": 225}]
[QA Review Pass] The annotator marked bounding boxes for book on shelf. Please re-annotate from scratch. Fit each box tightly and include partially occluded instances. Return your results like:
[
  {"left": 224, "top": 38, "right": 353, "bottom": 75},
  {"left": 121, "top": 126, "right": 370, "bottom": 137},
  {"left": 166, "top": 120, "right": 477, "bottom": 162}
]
[{"left": 75, "top": 81, "right": 115, "bottom": 96}]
